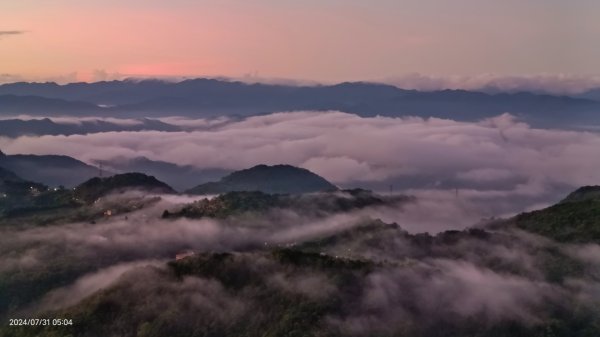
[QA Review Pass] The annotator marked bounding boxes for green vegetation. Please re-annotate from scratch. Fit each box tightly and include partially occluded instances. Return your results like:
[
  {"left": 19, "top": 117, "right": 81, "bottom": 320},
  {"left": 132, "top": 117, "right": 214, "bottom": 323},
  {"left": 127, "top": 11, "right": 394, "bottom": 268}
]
[
  {"left": 515, "top": 192, "right": 600, "bottom": 243},
  {"left": 4, "top": 251, "right": 353, "bottom": 337},
  {"left": 0, "top": 250, "right": 96, "bottom": 316},
  {"left": 4, "top": 246, "right": 599, "bottom": 337},
  {"left": 2, "top": 184, "right": 600, "bottom": 336}
]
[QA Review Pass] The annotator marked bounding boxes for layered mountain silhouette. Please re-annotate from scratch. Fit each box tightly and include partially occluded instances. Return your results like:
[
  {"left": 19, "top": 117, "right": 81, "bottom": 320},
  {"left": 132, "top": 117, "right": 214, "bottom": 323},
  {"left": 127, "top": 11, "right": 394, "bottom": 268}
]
[
  {"left": 1, "top": 79, "right": 599, "bottom": 128},
  {"left": 95, "top": 156, "right": 229, "bottom": 192},
  {"left": 0, "top": 150, "right": 99, "bottom": 187},
  {"left": 0, "top": 94, "right": 103, "bottom": 115},
  {"left": 0, "top": 118, "right": 180, "bottom": 137},
  {"left": 186, "top": 164, "right": 337, "bottom": 195}
]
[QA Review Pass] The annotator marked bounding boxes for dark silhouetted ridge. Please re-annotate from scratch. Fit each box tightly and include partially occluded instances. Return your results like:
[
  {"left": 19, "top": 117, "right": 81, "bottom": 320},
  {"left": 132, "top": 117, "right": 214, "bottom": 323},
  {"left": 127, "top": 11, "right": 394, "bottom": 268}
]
[
  {"left": 74, "top": 172, "right": 176, "bottom": 202},
  {"left": 0, "top": 152, "right": 99, "bottom": 187},
  {"left": 186, "top": 164, "right": 337, "bottom": 195},
  {"left": 560, "top": 185, "right": 600, "bottom": 204}
]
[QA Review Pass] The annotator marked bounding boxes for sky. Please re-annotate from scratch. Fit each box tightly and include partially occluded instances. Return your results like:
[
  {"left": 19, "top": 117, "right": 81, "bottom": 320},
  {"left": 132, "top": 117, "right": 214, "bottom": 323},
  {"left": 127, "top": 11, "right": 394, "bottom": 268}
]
[{"left": 1, "top": 0, "right": 600, "bottom": 83}]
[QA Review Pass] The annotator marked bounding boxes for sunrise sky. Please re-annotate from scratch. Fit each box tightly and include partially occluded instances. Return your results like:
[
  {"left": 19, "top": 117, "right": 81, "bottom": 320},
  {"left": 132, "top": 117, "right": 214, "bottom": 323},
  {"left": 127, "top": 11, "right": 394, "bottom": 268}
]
[{"left": 1, "top": 0, "right": 599, "bottom": 83}]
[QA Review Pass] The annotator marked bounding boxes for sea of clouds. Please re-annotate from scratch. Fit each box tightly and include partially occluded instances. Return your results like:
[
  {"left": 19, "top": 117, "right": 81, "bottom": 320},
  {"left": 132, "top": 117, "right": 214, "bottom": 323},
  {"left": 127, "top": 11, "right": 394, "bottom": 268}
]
[{"left": 1, "top": 110, "right": 599, "bottom": 214}]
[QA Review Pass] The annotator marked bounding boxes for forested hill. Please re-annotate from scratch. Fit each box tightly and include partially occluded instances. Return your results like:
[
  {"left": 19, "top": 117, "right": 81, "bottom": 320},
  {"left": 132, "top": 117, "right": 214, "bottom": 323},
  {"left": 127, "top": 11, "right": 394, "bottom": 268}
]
[{"left": 186, "top": 164, "right": 338, "bottom": 195}]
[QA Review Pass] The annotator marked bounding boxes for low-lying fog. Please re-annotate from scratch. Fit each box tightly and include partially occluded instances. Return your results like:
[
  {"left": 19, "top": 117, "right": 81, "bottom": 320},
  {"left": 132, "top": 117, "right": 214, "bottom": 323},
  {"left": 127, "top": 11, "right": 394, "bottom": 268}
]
[{"left": 1, "top": 189, "right": 599, "bottom": 335}]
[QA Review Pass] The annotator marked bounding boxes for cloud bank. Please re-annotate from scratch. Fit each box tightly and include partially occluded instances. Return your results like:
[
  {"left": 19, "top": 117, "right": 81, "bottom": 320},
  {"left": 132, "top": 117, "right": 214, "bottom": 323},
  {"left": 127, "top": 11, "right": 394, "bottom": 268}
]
[{"left": 2, "top": 111, "right": 599, "bottom": 206}]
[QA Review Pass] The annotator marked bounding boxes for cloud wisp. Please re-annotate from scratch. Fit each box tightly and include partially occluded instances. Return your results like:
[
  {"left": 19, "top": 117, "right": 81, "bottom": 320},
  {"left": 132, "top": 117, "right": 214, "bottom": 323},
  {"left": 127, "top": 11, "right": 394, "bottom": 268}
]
[
  {"left": 0, "top": 30, "right": 26, "bottom": 38},
  {"left": 3, "top": 190, "right": 600, "bottom": 334}
]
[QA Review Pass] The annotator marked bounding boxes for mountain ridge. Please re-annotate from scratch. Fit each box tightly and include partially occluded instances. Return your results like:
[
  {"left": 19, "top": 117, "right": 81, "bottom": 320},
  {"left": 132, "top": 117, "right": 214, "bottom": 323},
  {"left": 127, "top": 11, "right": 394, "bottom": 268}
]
[
  {"left": 95, "top": 156, "right": 229, "bottom": 191},
  {"left": 74, "top": 172, "right": 176, "bottom": 203},
  {"left": 513, "top": 185, "right": 600, "bottom": 243},
  {"left": 186, "top": 164, "right": 338, "bottom": 195},
  {"left": 0, "top": 151, "right": 99, "bottom": 187},
  {"left": 1, "top": 79, "right": 599, "bottom": 128}
]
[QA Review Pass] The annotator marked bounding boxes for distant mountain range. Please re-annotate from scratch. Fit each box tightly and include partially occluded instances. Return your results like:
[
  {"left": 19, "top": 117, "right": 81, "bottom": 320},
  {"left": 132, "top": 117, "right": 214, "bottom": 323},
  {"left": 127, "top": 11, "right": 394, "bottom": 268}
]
[
  {"left": 0, "top": 94, "right": 102, "bottom": 115},
  {"left": 95, "top": 156, "right": 229, "bottom": 192},
  {"left": 186, "top": 164, "right": 338, "bottom": 195},
  {"left": 0, "top": 118, "right": 180, "bottom": 137},
  {"left": 1, "top": 79, "right": 599, "bottom": 129},
  {"left": 0, "top": 150, "right": 99, "bottom": 187},
  {"left": 0, "top": 151, "right": 229, "bottom": 191},
  {"left": 0, "top": 164, "right": 338, "bottom": 223},
  {"left": 0, "top": 151, "right": 335, "bottom": 194}
]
